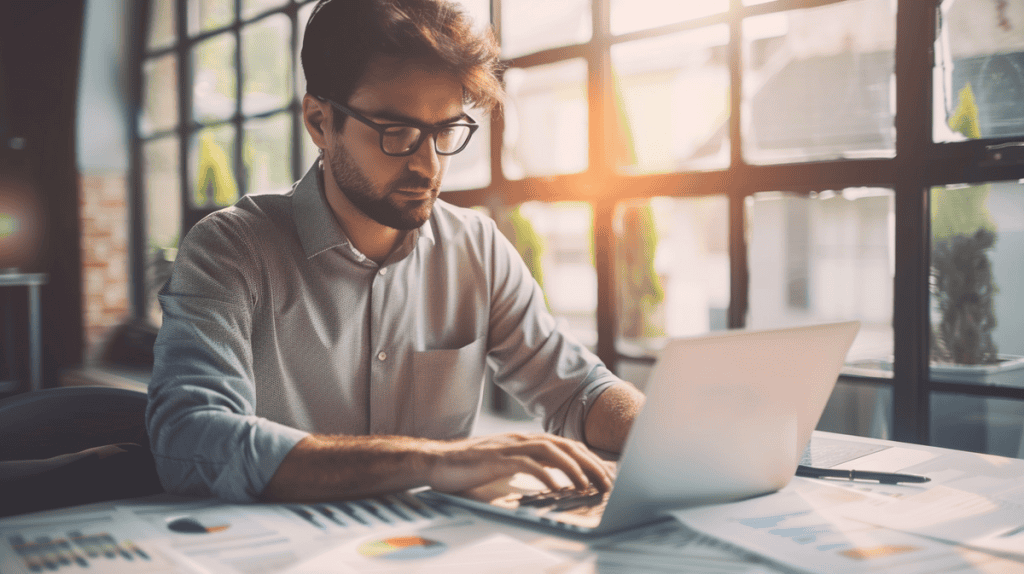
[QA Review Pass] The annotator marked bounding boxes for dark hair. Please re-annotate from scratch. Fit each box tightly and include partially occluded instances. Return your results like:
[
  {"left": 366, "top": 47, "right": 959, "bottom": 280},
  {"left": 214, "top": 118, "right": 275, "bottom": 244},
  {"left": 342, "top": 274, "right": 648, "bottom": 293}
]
[{"left": 301, "top": 0, "right": 504, "bottom": 131}]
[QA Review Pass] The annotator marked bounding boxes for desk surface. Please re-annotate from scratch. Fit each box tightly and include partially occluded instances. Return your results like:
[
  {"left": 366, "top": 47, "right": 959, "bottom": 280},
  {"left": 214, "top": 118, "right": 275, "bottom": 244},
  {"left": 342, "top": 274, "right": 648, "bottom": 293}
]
[{"left": 2, "top": 432, "right": 1023, "bottom": 574}]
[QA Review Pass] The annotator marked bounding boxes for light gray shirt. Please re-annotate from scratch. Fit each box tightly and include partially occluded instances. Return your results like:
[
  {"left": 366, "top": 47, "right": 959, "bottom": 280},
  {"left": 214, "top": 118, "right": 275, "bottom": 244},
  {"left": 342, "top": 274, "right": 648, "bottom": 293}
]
[{"left": 146, "top": 162, "right": 620, "bottom": 502}]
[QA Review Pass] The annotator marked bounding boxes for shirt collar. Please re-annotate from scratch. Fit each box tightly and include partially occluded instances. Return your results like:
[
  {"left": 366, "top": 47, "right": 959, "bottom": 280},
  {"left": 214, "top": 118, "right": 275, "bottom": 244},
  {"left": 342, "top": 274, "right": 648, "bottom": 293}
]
[{"left": 292, "top": 160, "right": 437, "bottom": 260}]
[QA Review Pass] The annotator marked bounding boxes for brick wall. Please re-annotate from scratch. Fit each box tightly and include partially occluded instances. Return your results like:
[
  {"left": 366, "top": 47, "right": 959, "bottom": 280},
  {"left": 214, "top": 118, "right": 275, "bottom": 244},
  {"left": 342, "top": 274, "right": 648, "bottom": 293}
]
[{"left": 79, "top": 171, "right": 130, "bottom": 360}]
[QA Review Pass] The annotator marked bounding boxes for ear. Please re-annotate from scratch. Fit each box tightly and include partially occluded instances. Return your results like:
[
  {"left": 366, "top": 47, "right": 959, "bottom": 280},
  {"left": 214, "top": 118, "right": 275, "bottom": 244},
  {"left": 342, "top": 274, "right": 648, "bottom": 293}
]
[{"left": 302, "top": 94, "right": 331, "bottom": 151}]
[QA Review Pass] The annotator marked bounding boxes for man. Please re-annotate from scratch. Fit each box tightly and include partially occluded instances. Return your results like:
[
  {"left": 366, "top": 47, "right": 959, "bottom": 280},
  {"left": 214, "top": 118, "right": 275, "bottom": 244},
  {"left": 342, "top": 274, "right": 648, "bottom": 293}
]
[{"left": 146, "top": 0, "right": 645, "bottom": 504}]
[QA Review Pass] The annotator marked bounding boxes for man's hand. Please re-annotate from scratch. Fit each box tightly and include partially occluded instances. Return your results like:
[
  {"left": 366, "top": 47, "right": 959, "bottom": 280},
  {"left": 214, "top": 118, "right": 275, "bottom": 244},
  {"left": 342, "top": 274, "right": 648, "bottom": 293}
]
[
  {"left": 261, "top": 431, "right": 613, "bottom": 503},
  {"left": 425, "top": 433, "right": 614, "bottom": 494}
]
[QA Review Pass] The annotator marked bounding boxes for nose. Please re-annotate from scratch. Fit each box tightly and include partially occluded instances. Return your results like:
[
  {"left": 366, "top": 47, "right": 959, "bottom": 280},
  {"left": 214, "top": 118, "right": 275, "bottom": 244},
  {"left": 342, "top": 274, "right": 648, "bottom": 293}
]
[{"left": 406, "top": 134, "right": 441, "bottom": 180}]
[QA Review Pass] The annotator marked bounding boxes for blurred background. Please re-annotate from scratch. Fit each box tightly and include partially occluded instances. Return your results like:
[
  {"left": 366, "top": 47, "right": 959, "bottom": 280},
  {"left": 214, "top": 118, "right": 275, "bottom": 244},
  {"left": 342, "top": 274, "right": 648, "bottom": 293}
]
[{"left": 2, "top": 0, "right": 1024, "bottom": 458}]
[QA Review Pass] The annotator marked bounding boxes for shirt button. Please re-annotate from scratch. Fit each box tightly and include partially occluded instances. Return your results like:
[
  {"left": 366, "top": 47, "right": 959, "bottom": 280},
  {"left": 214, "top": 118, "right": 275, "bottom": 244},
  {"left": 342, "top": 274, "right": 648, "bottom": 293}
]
[
  {"left": 377, "top": 351, "right": 387, "bottom": 361},
  {"left": 379, "top": 268, "right": 388, "bottom": 275}
]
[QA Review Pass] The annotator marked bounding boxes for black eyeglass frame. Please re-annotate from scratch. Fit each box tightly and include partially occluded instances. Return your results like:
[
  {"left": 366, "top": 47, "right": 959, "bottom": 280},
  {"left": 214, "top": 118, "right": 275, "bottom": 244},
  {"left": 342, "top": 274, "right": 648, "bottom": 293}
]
[{"left": 317, "top": 96, "right": 479, "bottom": 157}]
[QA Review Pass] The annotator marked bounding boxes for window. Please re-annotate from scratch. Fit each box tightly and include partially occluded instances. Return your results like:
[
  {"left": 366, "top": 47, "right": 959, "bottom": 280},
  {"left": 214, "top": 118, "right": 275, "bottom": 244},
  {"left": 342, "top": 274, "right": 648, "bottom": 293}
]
[{"left": 134, "top": 0, "right": 1024, "bottom": 455}]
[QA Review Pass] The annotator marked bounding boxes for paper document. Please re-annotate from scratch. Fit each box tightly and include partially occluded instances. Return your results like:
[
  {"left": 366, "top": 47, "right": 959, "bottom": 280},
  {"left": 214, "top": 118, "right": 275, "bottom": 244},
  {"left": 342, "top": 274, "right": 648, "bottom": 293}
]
[
  {"left": 282, "top": 518, "right": 566, "bottom": 574},
  {"left": 671, "top": 479, "right": 1023, "bottom": 574},
  {"left": 0, "top": 491, "right": 472, "bottom": 574},
  {"left": 126, "top": 492, "right": 467, "bottom": 573},
  {"left": 585, "top": 520, "right": 786, "bottom": 574},
  {"left": 0, "top": 508, "right": 187, "bottom": 574},
  {"left": 810, "top": 443, "right": 1024, "bottom": 560}
]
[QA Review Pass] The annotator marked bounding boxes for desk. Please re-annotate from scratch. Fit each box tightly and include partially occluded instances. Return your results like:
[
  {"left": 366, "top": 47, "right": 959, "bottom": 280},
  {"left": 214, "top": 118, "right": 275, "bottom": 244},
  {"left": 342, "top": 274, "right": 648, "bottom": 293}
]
[{"left": 2, "top": 432, "right": 1024, "bottom": 574}]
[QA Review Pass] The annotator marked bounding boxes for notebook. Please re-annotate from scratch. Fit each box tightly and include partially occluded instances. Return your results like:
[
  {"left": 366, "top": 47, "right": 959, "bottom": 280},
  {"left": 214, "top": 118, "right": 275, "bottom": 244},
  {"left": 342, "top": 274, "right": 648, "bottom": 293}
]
[{"left": 421, "top": 321, "right": 862, "bottom": 536}]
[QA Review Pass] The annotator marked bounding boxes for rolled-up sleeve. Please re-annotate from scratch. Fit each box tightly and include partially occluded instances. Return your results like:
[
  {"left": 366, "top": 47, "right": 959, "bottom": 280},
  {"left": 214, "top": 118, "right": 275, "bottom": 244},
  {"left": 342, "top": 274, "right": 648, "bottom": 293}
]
[
  {"left": 483, "top": 220, "right": 621, "bottom": 444},
  {"left": 146, "top": 214, "right": 308, "bottom": 502}
]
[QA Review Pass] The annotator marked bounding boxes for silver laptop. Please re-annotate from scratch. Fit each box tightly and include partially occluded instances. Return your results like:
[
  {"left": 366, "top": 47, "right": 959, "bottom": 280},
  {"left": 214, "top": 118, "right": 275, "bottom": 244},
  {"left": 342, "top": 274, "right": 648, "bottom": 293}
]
[{"left": 421, "top": 321, "right": 861, "bottom": 536}]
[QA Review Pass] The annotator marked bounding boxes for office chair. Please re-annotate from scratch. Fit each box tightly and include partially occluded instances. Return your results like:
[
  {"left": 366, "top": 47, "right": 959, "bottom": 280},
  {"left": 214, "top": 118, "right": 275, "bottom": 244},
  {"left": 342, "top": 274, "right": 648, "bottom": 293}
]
[{"left": 0, "top": 386, "right": 164, "bottom": 517}]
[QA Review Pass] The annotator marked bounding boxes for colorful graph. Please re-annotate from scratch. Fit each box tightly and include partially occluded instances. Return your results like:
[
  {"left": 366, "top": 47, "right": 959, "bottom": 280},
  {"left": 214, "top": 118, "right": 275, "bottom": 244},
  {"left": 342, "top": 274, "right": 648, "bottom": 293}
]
[
  {"left": 737, "top": 511, "right": 923, "bottom": 559},
  {"left": 166, "top": 516, "right": 230, "bottom": 534},
  {"left": 357, "top": 536, "right": 447, "bottom": 560}
]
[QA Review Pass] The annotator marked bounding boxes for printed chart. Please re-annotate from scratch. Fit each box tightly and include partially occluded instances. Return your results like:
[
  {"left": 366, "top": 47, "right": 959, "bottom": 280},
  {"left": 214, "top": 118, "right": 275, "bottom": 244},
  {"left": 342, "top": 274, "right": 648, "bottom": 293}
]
[
  {"left": 1, "top": 519, "right": 175, "bottom": 574},
  {"left": 357, "top": 536, "right": 448, "bottom": 560}
]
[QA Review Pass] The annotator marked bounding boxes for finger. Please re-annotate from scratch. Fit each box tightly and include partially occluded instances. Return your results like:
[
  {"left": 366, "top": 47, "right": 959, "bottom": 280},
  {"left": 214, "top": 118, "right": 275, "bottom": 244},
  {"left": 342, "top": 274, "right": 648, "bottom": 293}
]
[
  {"left": 501, "top": 455, "right": 561, "bottom": 492},
  {"left": 518, "top": 440, "right": 592, "bottom": 491},
  {"left": 536, "top": 435, "right": 614, "bottom": 492}
]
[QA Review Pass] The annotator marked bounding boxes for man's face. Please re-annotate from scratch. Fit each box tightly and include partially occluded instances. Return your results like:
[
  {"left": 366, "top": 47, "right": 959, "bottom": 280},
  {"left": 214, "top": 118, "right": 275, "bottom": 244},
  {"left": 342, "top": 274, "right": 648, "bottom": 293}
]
[{"left": 323, "top": 57, "right": 465, "bottom": 230}]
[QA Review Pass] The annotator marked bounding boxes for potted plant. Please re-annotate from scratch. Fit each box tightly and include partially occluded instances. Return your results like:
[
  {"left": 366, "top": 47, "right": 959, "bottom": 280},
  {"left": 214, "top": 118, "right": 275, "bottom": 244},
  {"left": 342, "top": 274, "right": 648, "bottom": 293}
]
[{"left": 928, "top": 83, "right": 1024, "bottom": 385}]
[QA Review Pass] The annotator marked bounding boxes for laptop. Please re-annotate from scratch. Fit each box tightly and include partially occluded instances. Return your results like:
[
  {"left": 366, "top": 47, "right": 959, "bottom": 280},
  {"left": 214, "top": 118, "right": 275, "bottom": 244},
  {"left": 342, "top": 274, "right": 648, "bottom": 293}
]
[{"left": 421, "top": 321, "right": 861, "bottom": 536}]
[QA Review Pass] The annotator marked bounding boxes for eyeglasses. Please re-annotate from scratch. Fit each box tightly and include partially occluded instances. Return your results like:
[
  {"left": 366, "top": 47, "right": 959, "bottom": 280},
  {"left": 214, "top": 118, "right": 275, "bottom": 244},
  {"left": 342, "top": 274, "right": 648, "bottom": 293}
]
[{"left": 319, "top": 96, "right": 479, "bottom": 157}]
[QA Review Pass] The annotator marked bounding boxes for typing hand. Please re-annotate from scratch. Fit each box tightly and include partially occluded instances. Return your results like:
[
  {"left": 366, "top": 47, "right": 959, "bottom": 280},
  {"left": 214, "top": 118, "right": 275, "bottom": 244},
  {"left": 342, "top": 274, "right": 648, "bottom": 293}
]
[{"left": 425, "top": 433, "right": 614, "bottom": 494}]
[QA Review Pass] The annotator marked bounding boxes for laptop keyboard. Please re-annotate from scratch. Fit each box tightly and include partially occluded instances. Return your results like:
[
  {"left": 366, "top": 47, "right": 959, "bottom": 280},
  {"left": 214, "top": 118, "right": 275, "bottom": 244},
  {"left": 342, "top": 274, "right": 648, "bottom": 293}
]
[
  {"left": 516, "top": 486, "right": 608, "bottom": 516},
  {"left": 800, "top": 439, "right": 889, "bottom": 468}
]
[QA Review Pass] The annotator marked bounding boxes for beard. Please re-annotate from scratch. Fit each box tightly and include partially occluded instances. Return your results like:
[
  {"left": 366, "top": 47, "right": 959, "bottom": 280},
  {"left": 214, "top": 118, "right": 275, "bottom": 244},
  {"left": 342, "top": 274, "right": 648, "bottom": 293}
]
[{"left": 326, "top": 144, "right": 440, "bottom": 231}]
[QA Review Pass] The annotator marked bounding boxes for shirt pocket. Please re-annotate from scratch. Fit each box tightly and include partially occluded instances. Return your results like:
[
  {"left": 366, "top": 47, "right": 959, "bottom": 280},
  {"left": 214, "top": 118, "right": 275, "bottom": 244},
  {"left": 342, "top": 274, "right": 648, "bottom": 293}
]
[{"left": 411, "top": 338, "right": 486, "bottom": 440}]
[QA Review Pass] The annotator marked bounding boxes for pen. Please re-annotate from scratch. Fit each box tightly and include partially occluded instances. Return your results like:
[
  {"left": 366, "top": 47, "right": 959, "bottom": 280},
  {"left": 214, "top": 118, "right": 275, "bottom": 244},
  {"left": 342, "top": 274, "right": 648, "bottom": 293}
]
[{"left": 796, "top": 465, "right": 930, "bottom": 484}]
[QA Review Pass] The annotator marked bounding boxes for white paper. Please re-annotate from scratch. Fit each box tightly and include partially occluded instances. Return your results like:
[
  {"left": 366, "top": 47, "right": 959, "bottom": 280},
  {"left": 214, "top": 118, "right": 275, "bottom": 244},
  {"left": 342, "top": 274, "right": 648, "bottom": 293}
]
[
  {"left": 670, "top": 479, "right": 1019, "bottom": 574},
  {"left": 124, "top": 494, "right": 468, "bottom": 573},
  {"left": 0, "top": 508, "right": 192, "bottom": 574},
  {"left": 588, "top": 520, "right": 782, "bottom": 573},
  {"left": 282, "top": 518, "right": 566, "bottom": 574}
]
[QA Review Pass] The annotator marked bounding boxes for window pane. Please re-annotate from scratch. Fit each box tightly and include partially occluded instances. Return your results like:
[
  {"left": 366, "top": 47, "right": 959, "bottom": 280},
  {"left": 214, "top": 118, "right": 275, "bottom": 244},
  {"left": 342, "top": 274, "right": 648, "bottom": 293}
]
[
  {"left": 611, "top": 26, "right": 730, "bottom": 175},
  {"left": 441, "top": 111, "right": 490, "bottom": 192},
  {"left": 142, "top": 137, "right": 181, "bottom": 326},
  {"left": 242, "top": 14, "right": 291, "bottom": 115},
  {"left": 932, "top": 393, "right": 1024, "bottom": 459},
  {"left": 500, "top": 0, "right": 591, "bottom": 58},
  {"left": 746, "top": 189, "right": 895, "bottom": 371},
  {"left": 148, "top": 0, "right": 176, "bottom": 51},
  {"left": 934, "top": 0, "right": 1024, "bottom": 142},
  {"left": 190, "top": 124, "right": 238, "bottom": 208},
  {"left": 192, "top": 33, "right": 237, "bottom": 123},
  {"left": 241, "top": 0, "right": 285, "bottom": 21},
  {"left": 493, "top": 202, "right": 596, "bottom": 349},
  {"left": 742, "top": 0, "right": 896, "bottom": 164},
  {"left": 930, "top": 181, "right": 1024, "bottom": 387},
  {"left": 818, "top": 379, "right": 893, "bottom": 440},
  {"left": 615, "top": 196, "right": 729, "bottom": 357},
  {"left": 140, "top": 54, "right": 179, "bottom": 136},
  {"left": 503, "top": 60, "right": 588, "bottom": 180},
  {"left": 610, "top": 0, "right": 726, "bottom": 36},
  {"left": 296, "top": 1, "right": 317, "bottom": 99},
  {"left": 187, "top": 0, "right": 233, "bottom": 35},
  {"left": 244, "top": 113, "right": 293, "bottom": 194},
  {"left": 301, "top": 133, "right": 321, "bottom": 173}
]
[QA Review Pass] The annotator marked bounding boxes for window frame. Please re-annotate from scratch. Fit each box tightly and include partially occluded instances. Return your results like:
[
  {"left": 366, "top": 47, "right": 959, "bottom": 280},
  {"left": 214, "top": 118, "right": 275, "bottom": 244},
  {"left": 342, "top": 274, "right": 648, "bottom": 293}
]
[{"left": 131, "top": 0, "right": 1024, "bottom": 447}]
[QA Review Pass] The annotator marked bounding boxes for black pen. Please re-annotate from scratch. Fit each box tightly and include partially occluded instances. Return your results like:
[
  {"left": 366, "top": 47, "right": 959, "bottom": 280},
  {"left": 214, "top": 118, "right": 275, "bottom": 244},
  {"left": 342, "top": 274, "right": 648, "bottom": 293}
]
[{"left": 796, "top": 465, "right": 930, "bottom": 485}]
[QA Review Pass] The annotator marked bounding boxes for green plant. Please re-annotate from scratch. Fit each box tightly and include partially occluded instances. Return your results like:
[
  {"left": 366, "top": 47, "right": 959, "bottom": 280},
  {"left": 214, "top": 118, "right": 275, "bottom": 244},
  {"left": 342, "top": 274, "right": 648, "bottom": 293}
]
[
  {"left": 931, "top": 228, "right": 998, "bottom": 365},
  {"left": 930, "top": 83, "right": 1000, "bottom": 366},
  {"left": 616, "top": 202, "right": 665, "bottom": 339}
]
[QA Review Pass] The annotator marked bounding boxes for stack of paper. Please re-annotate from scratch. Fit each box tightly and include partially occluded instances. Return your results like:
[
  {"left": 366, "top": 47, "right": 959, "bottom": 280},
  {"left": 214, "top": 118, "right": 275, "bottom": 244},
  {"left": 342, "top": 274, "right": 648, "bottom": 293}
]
[{"left": 672, "top": 436, "right": 1024, "bottom": 574}]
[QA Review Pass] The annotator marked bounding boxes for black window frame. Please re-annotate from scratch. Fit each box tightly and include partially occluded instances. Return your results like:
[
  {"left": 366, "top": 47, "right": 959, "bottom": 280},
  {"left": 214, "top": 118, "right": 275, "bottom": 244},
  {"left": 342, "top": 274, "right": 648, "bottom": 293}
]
[{"left": 130, "top": 0, "right": 1024, "bottom": 447}]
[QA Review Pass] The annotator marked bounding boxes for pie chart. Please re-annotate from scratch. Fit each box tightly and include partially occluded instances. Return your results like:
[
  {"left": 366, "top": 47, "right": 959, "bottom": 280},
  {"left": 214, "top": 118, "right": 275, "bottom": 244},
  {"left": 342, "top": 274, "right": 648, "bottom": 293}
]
[
  {"left": 166, "top": 516, "right": 230, "bottom": 534},
  {"left": 357, "top": 536, "right": 447, "bottom": 560}
]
